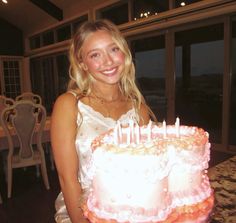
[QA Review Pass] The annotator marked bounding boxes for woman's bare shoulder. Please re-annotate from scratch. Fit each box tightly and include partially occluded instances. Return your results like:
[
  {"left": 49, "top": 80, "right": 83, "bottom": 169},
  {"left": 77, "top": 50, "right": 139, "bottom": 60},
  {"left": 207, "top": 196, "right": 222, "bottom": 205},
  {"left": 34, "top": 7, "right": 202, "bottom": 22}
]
[
  {"left": 54, "top": 91, "right": 80, "bottom": 106},
  {"left": 52, "top": 92, "right": 80, "bottom": 118}
]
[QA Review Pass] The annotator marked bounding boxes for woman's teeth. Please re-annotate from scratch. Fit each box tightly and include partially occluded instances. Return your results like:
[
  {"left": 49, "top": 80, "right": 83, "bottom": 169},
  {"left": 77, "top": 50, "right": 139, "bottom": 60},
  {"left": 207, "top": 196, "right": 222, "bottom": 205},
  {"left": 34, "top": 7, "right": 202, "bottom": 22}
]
[{"left": 103, "top": 68, "right": 116, "bottom": 74}]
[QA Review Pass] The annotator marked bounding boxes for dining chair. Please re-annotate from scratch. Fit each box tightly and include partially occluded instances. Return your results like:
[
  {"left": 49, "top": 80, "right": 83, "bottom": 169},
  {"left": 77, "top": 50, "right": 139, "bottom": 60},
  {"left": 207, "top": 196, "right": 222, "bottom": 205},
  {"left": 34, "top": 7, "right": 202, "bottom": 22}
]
[
  {"left": 0, "top": 95, "right": 15, "bottom": 114},
  {"left": 16, "top": 92, "right": 54, "bottom": 172},
  {"left": 15, "top": 92, "right": 42, "bottom": 104},
  {"left": 0, "top": 100, "right": 50, "bottom": 198},
  {"left": 0, "top": 95, "right": 15, "bottom": 203}
]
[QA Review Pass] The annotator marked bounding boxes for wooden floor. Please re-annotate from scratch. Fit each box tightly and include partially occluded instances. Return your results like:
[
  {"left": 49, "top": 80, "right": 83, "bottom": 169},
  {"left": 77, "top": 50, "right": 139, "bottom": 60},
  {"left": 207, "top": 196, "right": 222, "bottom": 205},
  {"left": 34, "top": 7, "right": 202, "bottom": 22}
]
[{"left": 0, "top": 150, "right": 234, "bottom": 223}]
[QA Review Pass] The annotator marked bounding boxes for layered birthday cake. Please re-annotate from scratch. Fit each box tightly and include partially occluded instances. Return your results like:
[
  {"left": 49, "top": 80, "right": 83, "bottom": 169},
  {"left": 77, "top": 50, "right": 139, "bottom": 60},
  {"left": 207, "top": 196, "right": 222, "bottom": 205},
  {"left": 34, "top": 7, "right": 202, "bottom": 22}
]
[{"left": 83, "top": 120, "right": 214, "bottom": 223}]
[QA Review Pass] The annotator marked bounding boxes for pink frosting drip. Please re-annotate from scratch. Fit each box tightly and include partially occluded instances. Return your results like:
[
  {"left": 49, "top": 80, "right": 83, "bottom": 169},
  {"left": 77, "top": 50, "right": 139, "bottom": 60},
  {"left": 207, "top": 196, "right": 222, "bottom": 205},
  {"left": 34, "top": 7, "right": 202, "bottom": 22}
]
[
  {"left": 87, "top": 192, "right": 174, "bottom": 222},
  {"left": 86, "top": 175, "right": 213, "bottom": 222}
]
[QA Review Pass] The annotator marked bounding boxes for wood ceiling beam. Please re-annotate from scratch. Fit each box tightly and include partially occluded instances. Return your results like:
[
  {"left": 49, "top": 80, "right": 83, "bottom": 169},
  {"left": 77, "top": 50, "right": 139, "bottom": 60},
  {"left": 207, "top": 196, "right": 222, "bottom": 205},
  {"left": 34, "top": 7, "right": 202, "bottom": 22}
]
[{"left": 29, "top": 0, "right": 63, "bottom": 21}]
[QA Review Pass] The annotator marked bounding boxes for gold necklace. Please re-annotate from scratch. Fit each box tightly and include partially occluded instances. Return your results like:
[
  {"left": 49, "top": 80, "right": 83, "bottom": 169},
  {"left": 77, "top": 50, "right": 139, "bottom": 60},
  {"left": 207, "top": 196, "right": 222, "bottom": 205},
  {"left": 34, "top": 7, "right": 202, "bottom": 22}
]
[
  {"left": 90, "top": 91, "right": 122, "bottom": 117},
  {"left": 91, "top": 91, "right": 121, "bottom": 104}
]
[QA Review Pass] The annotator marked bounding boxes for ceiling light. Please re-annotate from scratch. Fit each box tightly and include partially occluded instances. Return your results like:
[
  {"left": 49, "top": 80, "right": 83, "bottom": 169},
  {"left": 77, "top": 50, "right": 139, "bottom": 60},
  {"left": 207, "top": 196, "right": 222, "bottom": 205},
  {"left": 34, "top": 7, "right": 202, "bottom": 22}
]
[
  {"left": 180, "top": 2, "right": 186, "bottom": 7},
  {"left": 2, "top": 0, "right": 8, "bottom": 3}
]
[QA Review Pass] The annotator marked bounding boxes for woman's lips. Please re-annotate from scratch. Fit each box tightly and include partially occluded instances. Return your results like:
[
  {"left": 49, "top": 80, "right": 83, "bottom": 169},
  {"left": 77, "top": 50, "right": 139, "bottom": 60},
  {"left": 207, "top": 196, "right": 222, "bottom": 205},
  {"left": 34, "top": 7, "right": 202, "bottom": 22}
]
[{"left": 101, "top": 67, "right": 117, "bottom": 75}]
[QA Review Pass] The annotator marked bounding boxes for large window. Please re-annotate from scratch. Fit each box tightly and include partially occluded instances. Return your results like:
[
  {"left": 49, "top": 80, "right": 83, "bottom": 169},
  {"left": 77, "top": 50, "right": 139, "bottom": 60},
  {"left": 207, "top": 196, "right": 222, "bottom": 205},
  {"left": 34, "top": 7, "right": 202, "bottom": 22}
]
[
  {"left": 0, "top": 58, "right": 22, "bottom": 98},
  {"left": 96, "top": 1, "right": 129, "bottom": 25},
  {"left": 29, "top": 14, "right": 88, "bottom": 50},
  {"left": 42, "top": 31, "right": 55, "bottom": 46},
  {"left": 72, "top": 15, "right": 88, "bottom": 33},
  {"left": 175, "top": 24, "right": 224, "bottom": 143},
  {"left": 30, "top": 35, "right": 41, "bottom": 50},
  {"left": 26, "top": 1, "right": 236, "bottom": 153},
  {"left": 131, "top": 35, "right": 166, "bottom": 121},
  {"left": 56, "top": 25, "right": 71, "bottom": 42},
  {"left": 133, "top": 0, "right": 168, "bottom": 20},
  {"left": 30, "top": 53, "right": 69, "bottom": 114},
  {"left": 56, "top": 54, "right": 70, "bottom": 94}
]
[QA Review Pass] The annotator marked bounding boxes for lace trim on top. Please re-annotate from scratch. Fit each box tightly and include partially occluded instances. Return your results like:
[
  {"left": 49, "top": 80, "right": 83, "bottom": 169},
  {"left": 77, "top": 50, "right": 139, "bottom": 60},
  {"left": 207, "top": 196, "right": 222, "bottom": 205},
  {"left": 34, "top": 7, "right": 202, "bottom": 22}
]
[
  {"left": 67, "top": 90, "right": 139, "bottom": 123},
  {"left": 78, "top": 100, "right": 138, "bottom": 123}
]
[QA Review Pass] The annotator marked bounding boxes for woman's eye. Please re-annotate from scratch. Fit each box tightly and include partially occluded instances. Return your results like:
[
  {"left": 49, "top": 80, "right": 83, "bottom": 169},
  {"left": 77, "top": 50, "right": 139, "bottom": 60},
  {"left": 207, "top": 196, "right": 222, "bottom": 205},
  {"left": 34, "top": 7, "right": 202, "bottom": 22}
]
[
  {"left": 90, "top": 53, "right": 100, "bottom": 59},
  {"left": 112, "top": 47, "right": 120, "bottom": 52}
]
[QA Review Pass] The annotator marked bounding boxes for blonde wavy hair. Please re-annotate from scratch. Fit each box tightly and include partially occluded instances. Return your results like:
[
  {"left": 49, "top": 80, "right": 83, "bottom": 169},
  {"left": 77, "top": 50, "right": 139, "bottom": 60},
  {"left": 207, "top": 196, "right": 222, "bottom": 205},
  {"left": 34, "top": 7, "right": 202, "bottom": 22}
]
[{"left": 68, "top": 19, "right": 156, "bottom": 122}]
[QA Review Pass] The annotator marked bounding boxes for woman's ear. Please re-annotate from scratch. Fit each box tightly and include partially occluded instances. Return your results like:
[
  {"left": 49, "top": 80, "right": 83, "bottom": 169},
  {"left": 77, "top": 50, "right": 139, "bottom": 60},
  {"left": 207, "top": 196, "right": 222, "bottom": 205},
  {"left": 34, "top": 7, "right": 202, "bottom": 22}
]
[{"left": 79, "top": 62, "right": 88, "bottom": 71}]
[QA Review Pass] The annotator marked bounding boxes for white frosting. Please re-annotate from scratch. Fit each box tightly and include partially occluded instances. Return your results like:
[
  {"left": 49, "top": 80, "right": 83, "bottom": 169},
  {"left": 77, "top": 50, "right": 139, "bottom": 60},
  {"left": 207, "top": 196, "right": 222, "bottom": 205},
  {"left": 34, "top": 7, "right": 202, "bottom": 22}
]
[{"left": 86, "top": 123, "right": 213, "bottom": 222}]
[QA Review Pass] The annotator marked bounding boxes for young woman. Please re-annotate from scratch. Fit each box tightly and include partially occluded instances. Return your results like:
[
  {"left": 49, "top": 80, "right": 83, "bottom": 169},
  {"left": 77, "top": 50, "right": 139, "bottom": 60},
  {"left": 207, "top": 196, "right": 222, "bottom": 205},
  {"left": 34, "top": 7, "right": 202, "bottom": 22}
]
[{"left": 51, "top": 19, "right": 156, "bottom": 223}]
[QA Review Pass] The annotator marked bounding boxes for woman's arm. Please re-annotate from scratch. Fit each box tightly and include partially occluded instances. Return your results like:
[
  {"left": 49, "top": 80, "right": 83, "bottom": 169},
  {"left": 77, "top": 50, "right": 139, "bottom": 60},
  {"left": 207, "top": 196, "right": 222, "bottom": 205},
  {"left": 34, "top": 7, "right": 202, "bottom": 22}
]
[
  {"left": 139, "top": 103, "right": 152, "bottom": 126},
  {"left": 51, "top": 93, "right": 88, "bottom": 223}
]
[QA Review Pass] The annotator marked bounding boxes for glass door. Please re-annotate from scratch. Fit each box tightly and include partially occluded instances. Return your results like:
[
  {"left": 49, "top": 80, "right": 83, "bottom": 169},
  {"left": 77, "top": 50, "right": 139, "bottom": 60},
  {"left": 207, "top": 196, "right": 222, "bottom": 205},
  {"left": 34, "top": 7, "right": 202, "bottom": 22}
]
[
  {"left": 130, "top": 34, "right": 166, "bottom": 121},
  {"left": 174, "top": 23, "right": 224, "bottom": 144},
  {"left": 30, "top": 52, "right": 69, "bottom": 114}
]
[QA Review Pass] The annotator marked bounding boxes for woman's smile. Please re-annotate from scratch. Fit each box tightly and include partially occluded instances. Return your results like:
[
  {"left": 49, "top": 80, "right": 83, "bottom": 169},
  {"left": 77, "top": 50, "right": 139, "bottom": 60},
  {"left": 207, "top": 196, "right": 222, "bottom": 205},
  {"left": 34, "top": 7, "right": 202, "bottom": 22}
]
[
  {"left": 81, "top": 30, "right": 125, "bottom": 85},
  {"left": 101, "top": 67, "right": 117, "bottom": 75}
]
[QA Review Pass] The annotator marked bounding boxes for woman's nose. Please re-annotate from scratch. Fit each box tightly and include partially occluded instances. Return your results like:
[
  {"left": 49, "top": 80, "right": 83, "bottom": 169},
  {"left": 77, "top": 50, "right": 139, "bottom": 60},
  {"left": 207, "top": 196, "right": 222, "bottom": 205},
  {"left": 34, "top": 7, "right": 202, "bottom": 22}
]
[{"left": 103, "top": 52, "right": 113, "bottom": 65}]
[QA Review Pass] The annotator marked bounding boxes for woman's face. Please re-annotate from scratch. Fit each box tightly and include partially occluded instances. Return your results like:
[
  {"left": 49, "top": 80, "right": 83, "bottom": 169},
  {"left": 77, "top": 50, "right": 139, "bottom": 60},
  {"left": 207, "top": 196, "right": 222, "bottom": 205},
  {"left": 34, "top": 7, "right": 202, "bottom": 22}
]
[{"left": 80, "top": 30, "right": 125, "bottom": 85}]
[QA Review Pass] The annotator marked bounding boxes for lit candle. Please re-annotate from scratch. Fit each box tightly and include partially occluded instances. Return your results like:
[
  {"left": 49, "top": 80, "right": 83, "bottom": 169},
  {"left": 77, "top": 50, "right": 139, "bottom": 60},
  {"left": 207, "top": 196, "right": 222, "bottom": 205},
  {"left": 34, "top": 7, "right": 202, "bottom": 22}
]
[
  {"left": 129, "top": 120, "right": 134, "bottom": 143},
  {"left": 147, "top": 120, "right": 152, "bottom": 141},
  {"left": 135, "top": 124, "right": 140, "bottom": 144},
  {"left": 163, "top": 120, "right": 167, "bottom": 138},
  {"left": 175, "top": 117, "right": 180, "bottom": 137},
  {"left": 114, "top": 125, "right": 118, "bottom": 145},
  {"left": 127, "top": 125, "right": 131, "bottom": 145},
  {"left": 117, "top": 121, "right": 122, "bottom": 140}
]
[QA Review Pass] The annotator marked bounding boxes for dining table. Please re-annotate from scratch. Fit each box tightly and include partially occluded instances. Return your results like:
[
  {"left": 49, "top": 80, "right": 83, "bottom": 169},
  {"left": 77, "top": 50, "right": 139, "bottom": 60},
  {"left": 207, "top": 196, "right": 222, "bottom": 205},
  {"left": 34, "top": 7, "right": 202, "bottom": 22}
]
[
  {"left": 208, "top": 155, "right": 236, "bottom": 222},
  {"left": 0, "top": 117, "right": 51, "bottom": 150}
]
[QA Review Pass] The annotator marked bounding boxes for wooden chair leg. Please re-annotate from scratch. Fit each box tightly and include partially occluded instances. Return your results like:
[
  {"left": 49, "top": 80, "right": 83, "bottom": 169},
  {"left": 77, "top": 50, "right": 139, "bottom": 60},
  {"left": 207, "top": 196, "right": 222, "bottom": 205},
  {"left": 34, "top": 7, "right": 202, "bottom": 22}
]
[
  {"left": 45, "top": 143, "right": 55, "bottom": 171},
  {"left": 7, "top": 163, "right": 12, "bottom": 198},
  {"left": 0, "top": 192, "right": 2, "bottom": 204},
  {"left": 40, "top": 160, "right": 50, "bottom": 190},
  {"left": 36, "top": 165, "right": 40, "bottom": 178},
  {"left": 49, "top": 149, "right": 55, "bottom": 171}
]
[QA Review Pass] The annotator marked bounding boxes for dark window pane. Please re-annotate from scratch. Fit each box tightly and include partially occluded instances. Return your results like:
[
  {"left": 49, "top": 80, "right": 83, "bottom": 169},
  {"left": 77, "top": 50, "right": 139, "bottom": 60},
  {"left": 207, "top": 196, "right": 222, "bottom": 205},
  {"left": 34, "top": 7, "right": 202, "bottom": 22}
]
[
  {"left": 5, "top": 78, "right": 9, "bottom": 85},
  {"left": 3, "top": 61, "right": 8, "bottom": 68},
  {"left": 97, "top": 1, "right": 128, "bottom": 25},
  {"left": 56, "top": 25, "right": 71, "bottom": 42},
  {"left": 15, "top": 76, "right": 20, "bottom": 83},
  {"left": 16, "top": 85, "right": 21, "bottom": 93},
  {"left": 5, "top": 85, "right": 10, "bottom": 92},
  {"left": 15, "top": 69, "right": 19, "bottom": 76},
  {"left": 30, "top": 53, "right": 69, "bottom": 115},
  {"left": 4, "top": 70, "right": 9, "bottom": 76},
  {"left": 73, "top": 15, "right": 88, "bottom": 33},
  {"left": 3, "top": 59, "right": 21, "bottom": 98},
  {"left": 131, "top": 35, "right": 166, "bottom": 121},
  {"left": 14, "top": 61, "right": 18, "bottom": 68},
  {"left": 133, "top": 0, "right": 168, "bottom": 20},
  {"left": 175, "top": 0, "right": 202, "bottom": 8},
  {"left": 56, "top": 54, "right": 70, "bottom": 94},
  {"left": 30, "top": 35, "right": 41, "bottom": 49},
  {"left": 9, "top": 61, "right": 14, "bottom": 68},
  {"left": 10, "top": 76, "right": 14, "bottom": 83},
  {"left": 42, "top": 31, "right": 54, "bottom": 46},
  {"left": 9, "top": 69, "right": 14, "bottom": 76},
  {"left": 175, "top": 23, "right": 224, "bottom": 144}
]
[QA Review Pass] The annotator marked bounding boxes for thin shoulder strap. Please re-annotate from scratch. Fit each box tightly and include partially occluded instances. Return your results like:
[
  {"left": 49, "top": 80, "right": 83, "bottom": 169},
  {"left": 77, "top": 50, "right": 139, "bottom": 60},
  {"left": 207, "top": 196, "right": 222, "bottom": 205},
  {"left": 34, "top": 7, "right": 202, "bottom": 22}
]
[
  {"left": 67, "top": 90, "right": 78, "bottom": 98},
  {"left": 67, "top": 90, "right": 85, "bottom": 101},
  {"left": 67, "top": 90, "right": 84, "bottom": 127}
]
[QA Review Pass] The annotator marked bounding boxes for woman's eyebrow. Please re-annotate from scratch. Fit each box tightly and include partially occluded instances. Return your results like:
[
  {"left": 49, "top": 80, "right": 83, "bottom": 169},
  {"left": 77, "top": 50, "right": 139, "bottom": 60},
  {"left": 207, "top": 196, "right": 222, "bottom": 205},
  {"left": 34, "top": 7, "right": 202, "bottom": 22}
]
[{"left": 86, "top": 43, "right": 117, "bottom": 56}]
